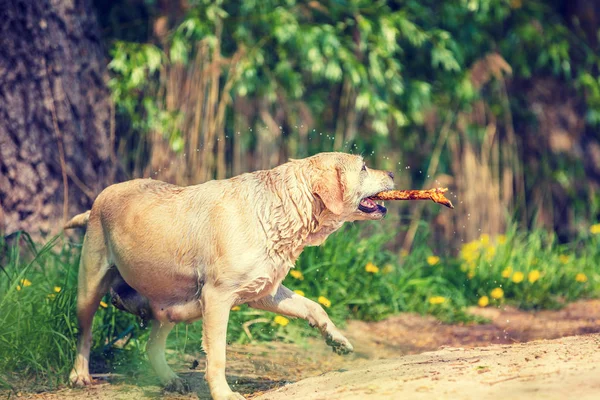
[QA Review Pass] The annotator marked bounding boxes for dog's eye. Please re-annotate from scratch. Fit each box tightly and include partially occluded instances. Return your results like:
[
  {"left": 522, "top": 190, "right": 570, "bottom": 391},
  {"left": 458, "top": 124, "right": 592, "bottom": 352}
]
[{"left": 361, "top": 163, "right": 367, "bottom": 171}]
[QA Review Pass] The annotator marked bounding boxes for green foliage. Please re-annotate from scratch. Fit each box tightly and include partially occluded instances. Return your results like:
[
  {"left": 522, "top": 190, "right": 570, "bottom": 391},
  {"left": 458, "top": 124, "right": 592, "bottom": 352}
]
[
  {"left": 102, "top": 0, "right": 600, "bottom": 237},
  {"left": 108, "top": 42, "right": 182, "bottom": 147},
  {"left": 286, "top": 222, "right": 472, "bottom": 323},
  {"left": 450, "top": 227, "right": 600, "bottom": 310},
  {"left": 105, "top": 0, "right": 600, "bottom": 132},
  {"left": 0, "top": 233, "right": 79, "bottom": 390},
  {"left": 106, "top": 0, "right": 465, "bottom": 142}
]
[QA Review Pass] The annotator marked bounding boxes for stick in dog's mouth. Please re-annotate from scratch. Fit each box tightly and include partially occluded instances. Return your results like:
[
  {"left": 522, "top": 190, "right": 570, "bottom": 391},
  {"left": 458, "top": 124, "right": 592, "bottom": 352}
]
[{"left": 364, "top": 187, "right": 455, "bottom": 209}]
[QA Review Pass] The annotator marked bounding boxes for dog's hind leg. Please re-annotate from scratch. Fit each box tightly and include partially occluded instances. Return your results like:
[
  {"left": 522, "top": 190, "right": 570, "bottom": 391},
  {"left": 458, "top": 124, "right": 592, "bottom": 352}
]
[
  {"left": 147, "top": 320, "right": 190, "bottom": 393},
  {"left": 69, "top": 224, "right": 114, "bottom": 387},
  {"left": 248, "top": 285, "right": 354, "bottom": 355}
]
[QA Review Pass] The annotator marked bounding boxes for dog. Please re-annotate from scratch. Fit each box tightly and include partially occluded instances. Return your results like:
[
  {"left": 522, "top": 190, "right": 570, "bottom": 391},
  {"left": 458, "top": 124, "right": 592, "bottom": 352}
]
[{"left": 65, "top": 152, "right": 394, "bottom": 399}]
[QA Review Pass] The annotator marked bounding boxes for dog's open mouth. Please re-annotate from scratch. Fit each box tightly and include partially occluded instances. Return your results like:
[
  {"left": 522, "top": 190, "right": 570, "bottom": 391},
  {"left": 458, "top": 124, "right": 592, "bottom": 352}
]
[{"left": 358, "top": 197, "right": 387, "bottom": 214}]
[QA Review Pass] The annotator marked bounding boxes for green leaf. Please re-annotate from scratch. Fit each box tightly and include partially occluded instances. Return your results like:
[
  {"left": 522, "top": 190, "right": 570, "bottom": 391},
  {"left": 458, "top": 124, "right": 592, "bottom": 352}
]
[
  {"left": 431, "top": 46, "right": 460, "bottom": 72},
  {"left": 170, "top": 37, "right": 188, "bottom": 64},
  {"left": 130, "top": 66, "right": 145, "bottom": 88},
  {"left": 144, "top": 46, "right": 163, "bottom": 74},
  {"left": 324, "top": 61, "right": 342, "bottom": 82}
]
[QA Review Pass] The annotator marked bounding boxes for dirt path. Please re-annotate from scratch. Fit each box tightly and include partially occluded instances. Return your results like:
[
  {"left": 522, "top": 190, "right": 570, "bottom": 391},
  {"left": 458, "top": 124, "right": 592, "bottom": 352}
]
[
  {"left": 15, "top": 299, "right": 600, "bottom": 399},
  {"left": 256, "top": 334, "right": 600, "bottom": 400}
]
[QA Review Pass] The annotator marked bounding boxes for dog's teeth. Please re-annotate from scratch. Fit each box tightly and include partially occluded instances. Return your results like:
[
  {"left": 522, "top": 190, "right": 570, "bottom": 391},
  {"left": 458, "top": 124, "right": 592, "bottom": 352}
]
[{"left": 382, "top": 201, "right": 385, "bottom": 207}]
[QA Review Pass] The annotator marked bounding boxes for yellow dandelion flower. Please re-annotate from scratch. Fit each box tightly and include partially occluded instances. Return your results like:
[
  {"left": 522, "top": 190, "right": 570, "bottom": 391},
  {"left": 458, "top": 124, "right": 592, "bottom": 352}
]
[
  {"left": 20, "top": 279, "right": 32, "bottom": 287},
  {"left": 294, "top": 290, "right": 305, "bottom": 297},
  {"left": 318, "top": 296, "right": 331, "bottom": 308},
  {"left": 480, "top": 234, "right": 490, "bottom": 246},
  {"left": 490, "top": 287, "right": 504, "bottom": 299},
  {"left": 426, "top": 256, "right": 440, "bottom": 266},
  {"left": 467, "top": 271, "right": 475, "bottom": 279},
  {"left": 400, "top": 249, "right": 409, "bottom": 257},
  {"left": 575, "top": 273, "right": 588, "bottom": 283},
  {"left": 365, "top": 262, "right": 379, "bottom": 273},
  {"left": 485, "top": 246, "right": 496, "bottom": 261},
  {"left": 54, "top": 286, "right": 62, "bottom": 293},
  {"left": 289, "top": 270, "right": 304, "bottom": 280},
  {"left": 99, "top": 301, "right": 108, "bottom": 308},
  {"left": 460, "top": 241, "right": 481, "bottom": 264},
  {"left": 382, "top": 264, "right": 394, "bottom": 274},
  {"left": 501, "top": 266, "right": 513, "bottom": 279},
  {"left": 16, "top": 285, "right": 22, "bottom": 291},
  {"left": 231, "top": 306, "right": 241, "bottom": 311},
  {"left": 512, "top": 271, "right": 524, "bottom": 284},
  {"left": 528, "top": 270, "right": 541, "bottom": 283},
  {"left": 558, "top": 255, "right": 570, "bottom": 264},
  {"left": 590, "top": 223, "right": 600, "bottom": 235},
  {"left": 274, "top": 315, "right": 289, "bottom": 326},
  {"left": 428, "top": 296, "right": 446, "bottom": 305},
  {"left": 478, "top": 296, "right": 489, "bottom": 307},
  {"left": 497, "top": 235, "right": 507, "bottom": 245}
]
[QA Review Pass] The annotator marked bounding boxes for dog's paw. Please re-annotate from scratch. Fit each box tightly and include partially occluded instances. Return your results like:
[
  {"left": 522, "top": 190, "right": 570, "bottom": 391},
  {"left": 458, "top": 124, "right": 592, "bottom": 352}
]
[
  {"left": 325, "top": 332, "right": 354, "bottom": 355},
  {"left": 163, "top": 377, "right": 191, "bottom": 394},
  {"left": 69, "top": 371, "right": 93, "bottom": 387}
]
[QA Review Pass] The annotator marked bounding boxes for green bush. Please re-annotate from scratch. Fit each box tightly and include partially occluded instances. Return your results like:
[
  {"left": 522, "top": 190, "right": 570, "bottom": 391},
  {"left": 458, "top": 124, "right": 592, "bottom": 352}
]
[
  {"left": 284, "top": 222, "right": 473, "bottom": 324},
  {"left": 447, "top": 227, "right": 600, "bottom": 310}
]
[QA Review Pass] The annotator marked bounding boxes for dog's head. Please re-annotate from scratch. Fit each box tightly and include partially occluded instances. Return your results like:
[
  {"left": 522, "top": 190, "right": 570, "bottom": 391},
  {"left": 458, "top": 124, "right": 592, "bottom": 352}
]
[{"left": 307, "top": 152, "right": 394, "bottom": 221}]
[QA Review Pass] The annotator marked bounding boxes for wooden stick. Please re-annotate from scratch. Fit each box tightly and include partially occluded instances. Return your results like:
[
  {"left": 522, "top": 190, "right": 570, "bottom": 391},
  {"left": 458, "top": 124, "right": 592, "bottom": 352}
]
[{"left": 371, "top": 188, "right": 455, "bottom": 209}]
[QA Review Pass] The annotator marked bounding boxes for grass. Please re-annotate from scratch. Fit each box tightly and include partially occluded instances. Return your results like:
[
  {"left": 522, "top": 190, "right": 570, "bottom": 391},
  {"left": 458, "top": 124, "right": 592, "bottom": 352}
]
[
  {"left": 0, "top": 233, "right": 78, "bottom": 390},
  {"left": 446, "top": 227, "right": 600, "bottom": 310},
  {"left": 1, "top": 222, "right": 599, "bottom": 392}
]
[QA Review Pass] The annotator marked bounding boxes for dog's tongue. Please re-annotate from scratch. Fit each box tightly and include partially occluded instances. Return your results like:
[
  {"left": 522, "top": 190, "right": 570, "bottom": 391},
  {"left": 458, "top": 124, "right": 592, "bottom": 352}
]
[{"left": 360, "top": 198, "right": 377, "bottom": 209}]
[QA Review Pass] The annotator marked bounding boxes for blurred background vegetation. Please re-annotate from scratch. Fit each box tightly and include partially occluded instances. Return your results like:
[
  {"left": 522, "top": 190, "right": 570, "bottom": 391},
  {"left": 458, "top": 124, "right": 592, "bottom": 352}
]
[{"left": 96, "top": 0, "right": 600, "bottom": 250}]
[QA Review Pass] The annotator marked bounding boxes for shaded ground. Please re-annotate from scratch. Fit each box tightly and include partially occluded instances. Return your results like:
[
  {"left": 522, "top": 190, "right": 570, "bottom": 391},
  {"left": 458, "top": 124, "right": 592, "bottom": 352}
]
[{"left": 15, "top": 299, "right": 600, "bottom": 399}]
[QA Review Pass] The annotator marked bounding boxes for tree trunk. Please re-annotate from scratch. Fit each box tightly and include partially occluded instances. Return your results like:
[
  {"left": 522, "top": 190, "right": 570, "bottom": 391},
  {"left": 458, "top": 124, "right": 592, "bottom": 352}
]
[{"left": 0, "top": 0, "right": 121, "bottom": 237}]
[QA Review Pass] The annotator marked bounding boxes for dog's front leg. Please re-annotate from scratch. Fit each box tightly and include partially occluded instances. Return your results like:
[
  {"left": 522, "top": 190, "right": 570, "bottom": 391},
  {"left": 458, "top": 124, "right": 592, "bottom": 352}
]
[
  {"left": 202, "top": 286, "right": 244, "bottom": 400},
  {"left": 248, "top": 285, "right": 353, "bottom": 354}
]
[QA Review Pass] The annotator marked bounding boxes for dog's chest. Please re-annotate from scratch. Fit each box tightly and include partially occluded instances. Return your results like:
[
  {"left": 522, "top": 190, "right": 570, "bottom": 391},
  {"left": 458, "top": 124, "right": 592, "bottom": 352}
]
[{"left": 234, "top": 262, "right": 292, "bottom": 302}]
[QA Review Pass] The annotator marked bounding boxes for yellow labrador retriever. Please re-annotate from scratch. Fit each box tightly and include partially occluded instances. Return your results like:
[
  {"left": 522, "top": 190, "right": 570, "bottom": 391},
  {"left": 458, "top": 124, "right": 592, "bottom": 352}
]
[{"left": 66, "top": 152, "right": 394, "bottom": 399}]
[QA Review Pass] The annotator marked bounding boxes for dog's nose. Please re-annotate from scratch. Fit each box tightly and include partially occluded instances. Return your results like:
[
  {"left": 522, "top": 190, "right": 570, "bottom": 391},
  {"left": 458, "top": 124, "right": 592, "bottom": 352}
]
[{"left": 387, "top": 171, "right": 394, "bottom": 180}]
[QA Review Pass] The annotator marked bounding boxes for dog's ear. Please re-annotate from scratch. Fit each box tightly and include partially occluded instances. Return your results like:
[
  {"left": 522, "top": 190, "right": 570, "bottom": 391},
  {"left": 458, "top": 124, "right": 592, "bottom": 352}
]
[{"left": 313, "top": 166, "right": 345, "bottom": 215}]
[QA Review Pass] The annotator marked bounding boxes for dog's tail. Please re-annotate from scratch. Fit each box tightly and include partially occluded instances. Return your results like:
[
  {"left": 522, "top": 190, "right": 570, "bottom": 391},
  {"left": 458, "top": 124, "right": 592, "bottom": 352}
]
[{"left": 64, "top": 210, "right": 91, "bottom": 230}]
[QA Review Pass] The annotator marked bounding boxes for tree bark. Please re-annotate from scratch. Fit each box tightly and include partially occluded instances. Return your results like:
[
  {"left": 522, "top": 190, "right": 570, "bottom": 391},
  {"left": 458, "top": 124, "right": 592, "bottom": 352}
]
[{"left": 0, "top": 0, "right": 121, "bottom": 237}]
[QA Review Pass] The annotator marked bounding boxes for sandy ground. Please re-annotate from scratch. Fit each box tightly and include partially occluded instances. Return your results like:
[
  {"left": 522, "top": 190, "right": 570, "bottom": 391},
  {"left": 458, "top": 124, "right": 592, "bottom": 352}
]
[
  {"left": 11, "top": 299, "right": 600, "bottom": 400},
  {"left": 256, "top": 334, "right": 600, "bottom": 400}
]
